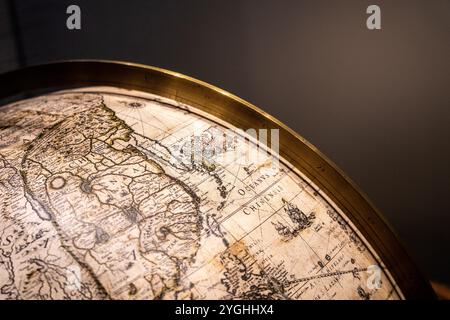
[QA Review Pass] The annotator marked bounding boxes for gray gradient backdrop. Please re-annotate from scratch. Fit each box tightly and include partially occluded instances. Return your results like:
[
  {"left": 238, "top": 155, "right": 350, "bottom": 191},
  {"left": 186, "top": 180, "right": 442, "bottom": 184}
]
[{"left": 0, "top": 0, "right": 449, "bottom": 283}]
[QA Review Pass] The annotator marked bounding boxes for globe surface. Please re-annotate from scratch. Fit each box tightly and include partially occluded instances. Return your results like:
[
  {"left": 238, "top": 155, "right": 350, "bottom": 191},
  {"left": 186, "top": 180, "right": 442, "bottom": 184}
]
[{"left": 0, "top": 86, "right": 402, "bottom": 300}]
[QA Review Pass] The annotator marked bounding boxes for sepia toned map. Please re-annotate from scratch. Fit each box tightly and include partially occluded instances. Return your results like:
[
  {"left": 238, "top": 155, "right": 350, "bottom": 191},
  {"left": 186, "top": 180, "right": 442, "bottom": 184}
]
[{"left": 0, "top": 87, "right": 403, "bottom": 300}]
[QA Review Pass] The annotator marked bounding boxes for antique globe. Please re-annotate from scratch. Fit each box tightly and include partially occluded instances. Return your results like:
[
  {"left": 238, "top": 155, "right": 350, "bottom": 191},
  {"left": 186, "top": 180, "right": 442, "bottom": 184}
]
[{"left": 0, "top": 61, "right": 434, "bottom": 300}]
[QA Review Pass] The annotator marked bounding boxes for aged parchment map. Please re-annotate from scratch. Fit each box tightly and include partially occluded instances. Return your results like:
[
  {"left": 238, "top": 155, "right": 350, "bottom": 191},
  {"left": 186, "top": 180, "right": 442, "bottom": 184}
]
[{"left": 0, "top": 87, "right": 402, "bottom": 300}]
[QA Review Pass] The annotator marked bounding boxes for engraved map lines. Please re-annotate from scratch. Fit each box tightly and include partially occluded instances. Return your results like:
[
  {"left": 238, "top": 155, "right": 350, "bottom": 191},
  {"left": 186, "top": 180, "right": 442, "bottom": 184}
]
[
  {"left": 0, "top": 91, "right": 400, "bottom": 300},
  {"left": 106, "top": 94, "right": 384, "bottom": 298}
]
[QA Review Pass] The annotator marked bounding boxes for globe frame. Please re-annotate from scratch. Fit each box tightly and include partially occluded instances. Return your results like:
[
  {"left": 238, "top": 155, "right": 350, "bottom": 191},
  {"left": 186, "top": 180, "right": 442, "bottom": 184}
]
[{"left": 0, "top": 60, "right": 436, "bottom": 299}]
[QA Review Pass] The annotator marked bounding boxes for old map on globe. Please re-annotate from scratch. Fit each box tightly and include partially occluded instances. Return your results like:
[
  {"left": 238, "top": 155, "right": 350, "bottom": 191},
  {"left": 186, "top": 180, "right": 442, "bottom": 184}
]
[{"left": 0, "top": 87, "right": 402, "bottom": 300}]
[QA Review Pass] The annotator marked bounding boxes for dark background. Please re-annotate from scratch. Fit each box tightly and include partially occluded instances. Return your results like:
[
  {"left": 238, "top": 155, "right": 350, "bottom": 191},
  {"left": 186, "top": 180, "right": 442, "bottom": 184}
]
[{"left": 0, "top": 0, "right": 449, "bottom": 283}]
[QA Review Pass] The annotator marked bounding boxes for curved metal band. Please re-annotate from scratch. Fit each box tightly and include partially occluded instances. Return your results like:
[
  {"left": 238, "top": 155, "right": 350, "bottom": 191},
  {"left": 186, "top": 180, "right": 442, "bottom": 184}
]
[{"left": 0, "top": 60, "right": 435, "bottom": 299}]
